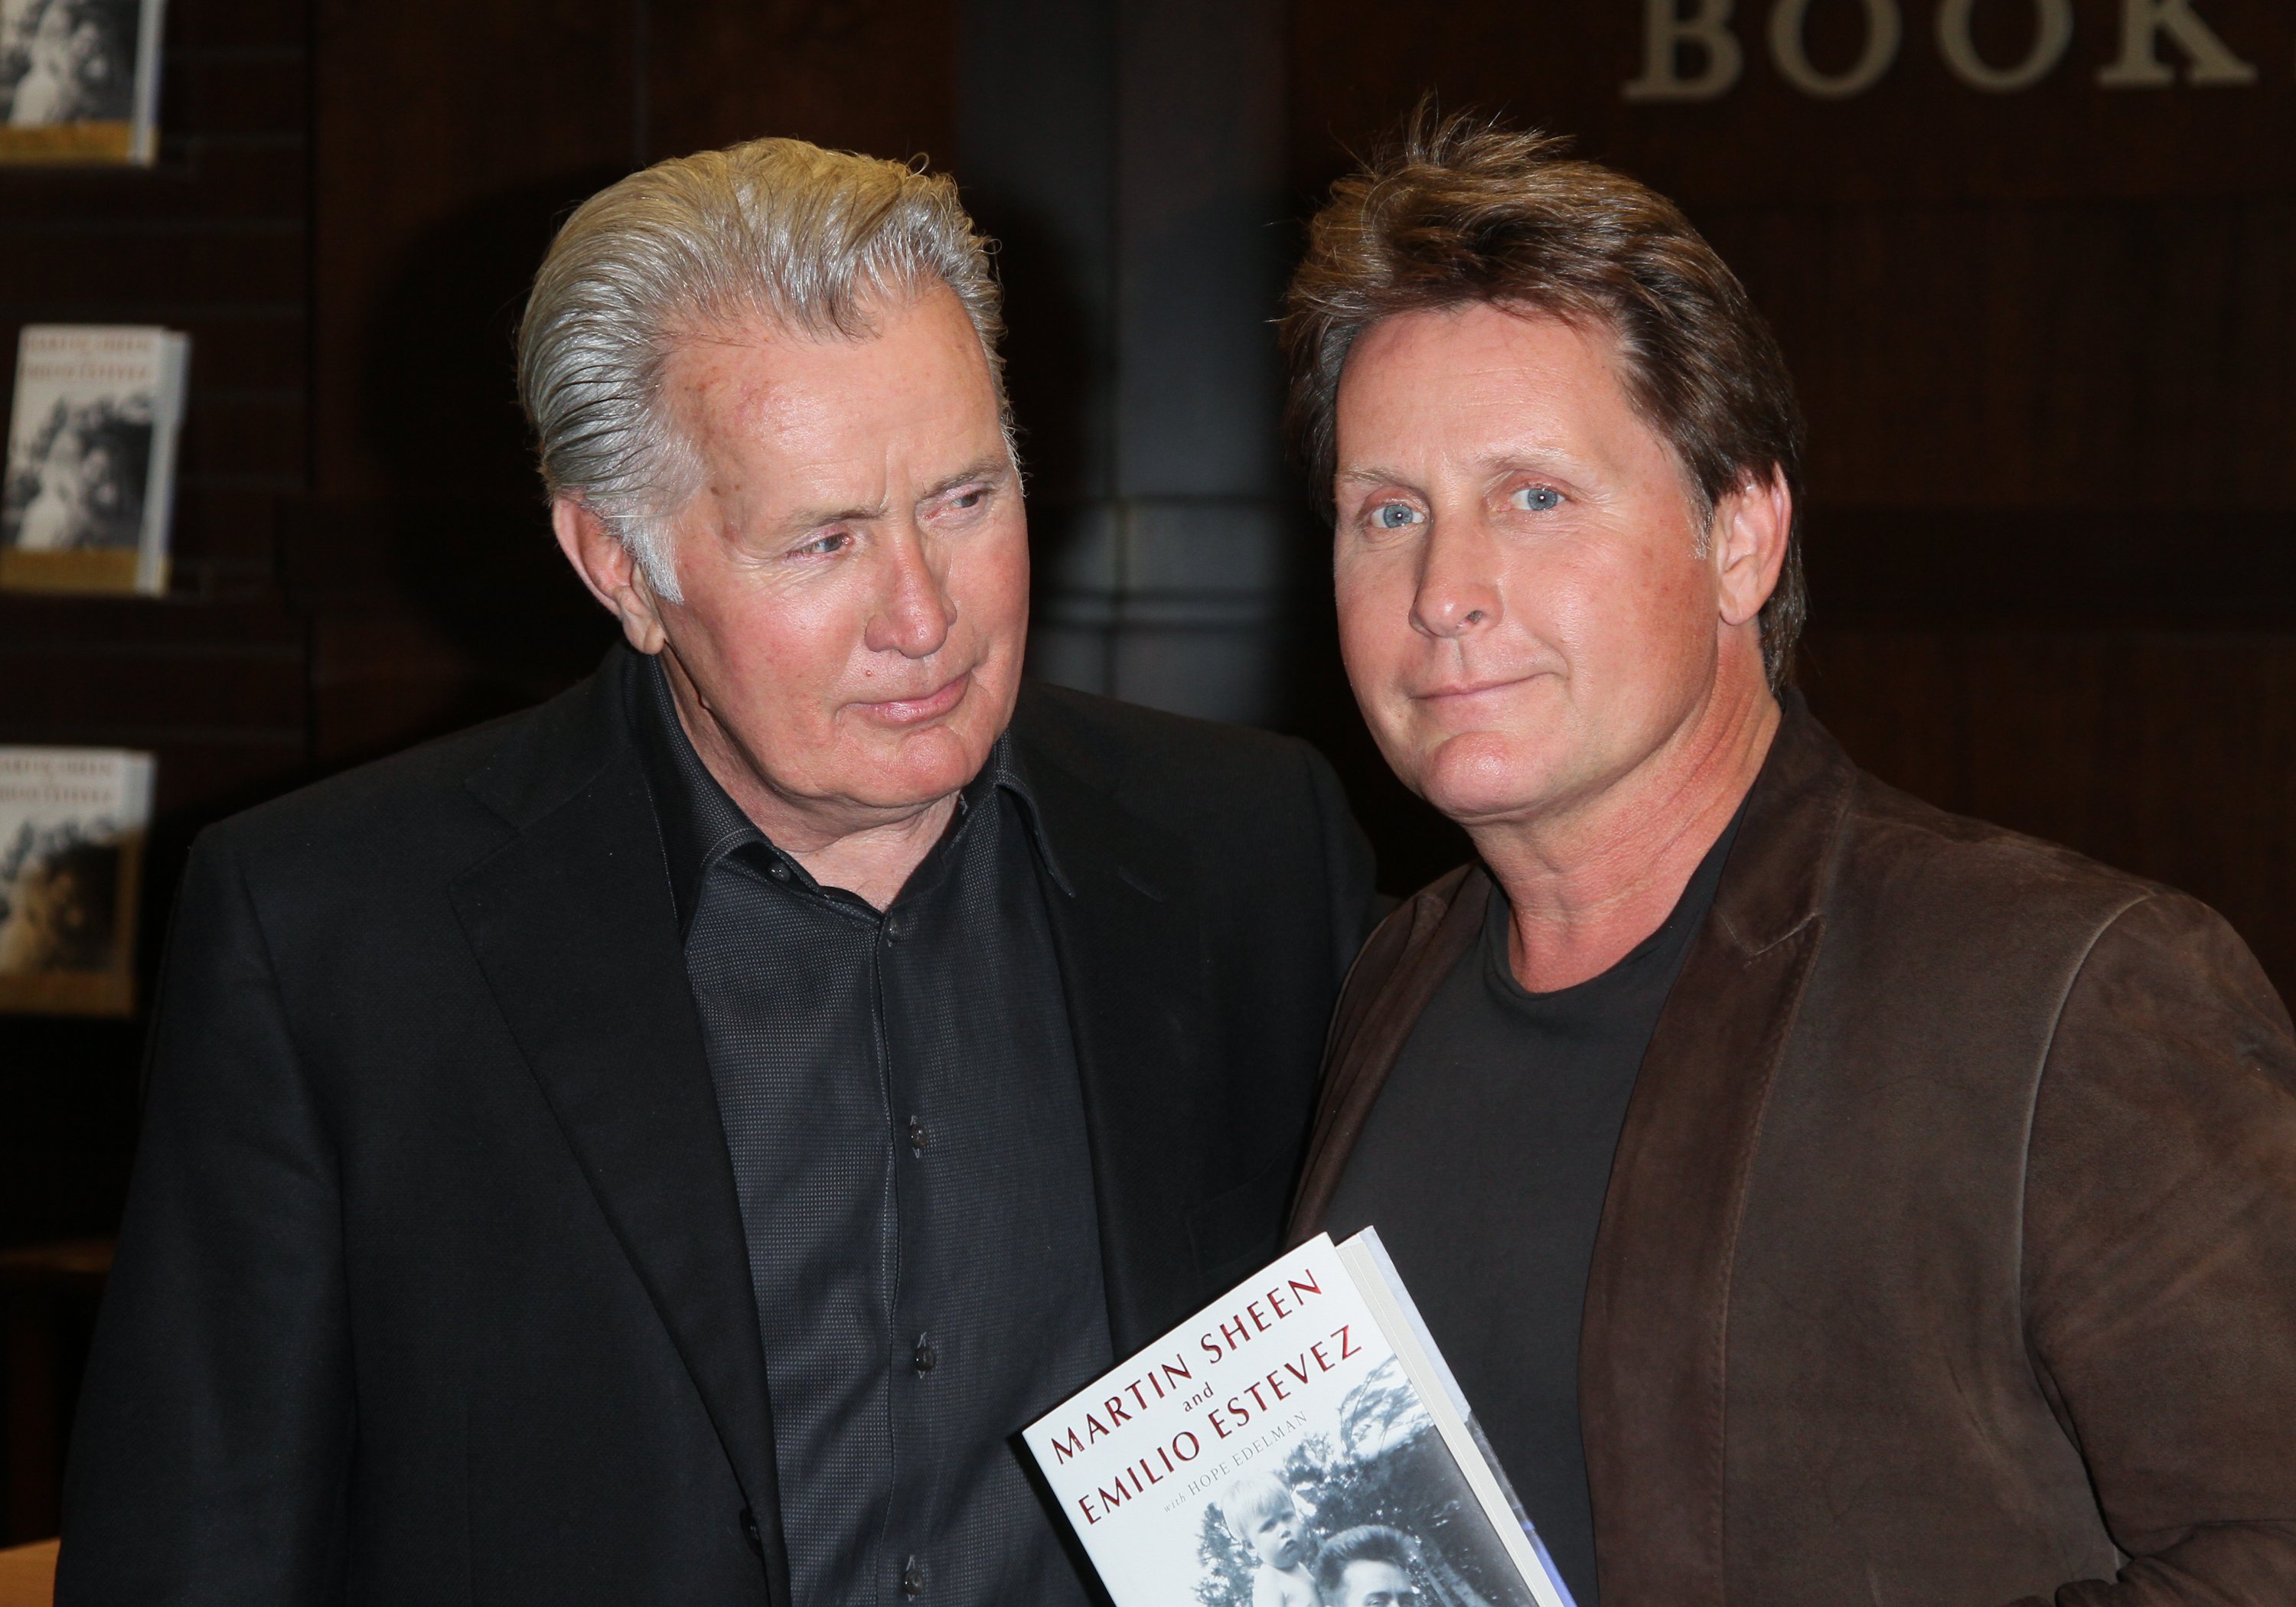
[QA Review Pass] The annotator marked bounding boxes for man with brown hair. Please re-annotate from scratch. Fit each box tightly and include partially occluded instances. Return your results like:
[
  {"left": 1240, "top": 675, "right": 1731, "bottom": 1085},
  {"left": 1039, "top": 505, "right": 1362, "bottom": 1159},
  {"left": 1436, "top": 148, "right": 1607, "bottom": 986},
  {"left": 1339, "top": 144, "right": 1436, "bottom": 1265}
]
[{"left": 1282, "top": 113, "right": 2296, "bottom": 1607}]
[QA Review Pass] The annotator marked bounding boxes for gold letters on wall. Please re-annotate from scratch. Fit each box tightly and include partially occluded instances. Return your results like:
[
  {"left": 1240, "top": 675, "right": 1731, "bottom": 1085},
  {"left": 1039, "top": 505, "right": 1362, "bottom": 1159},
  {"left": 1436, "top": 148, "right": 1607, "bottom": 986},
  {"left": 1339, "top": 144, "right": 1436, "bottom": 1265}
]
[{"left": 1624, "top": 0, "right": 2264, "bottom": 102}]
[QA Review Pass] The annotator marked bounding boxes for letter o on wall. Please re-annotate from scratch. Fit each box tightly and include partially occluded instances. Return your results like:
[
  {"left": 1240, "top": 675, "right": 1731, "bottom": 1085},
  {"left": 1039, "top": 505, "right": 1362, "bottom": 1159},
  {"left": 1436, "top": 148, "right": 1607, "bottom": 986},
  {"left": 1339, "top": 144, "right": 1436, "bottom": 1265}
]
[
  {"left": 1769, "top": 0, "right": 1902, "bottom": 98},
  {"left": 1936, "top": 0, "right": 2073, "bottom": 91}
]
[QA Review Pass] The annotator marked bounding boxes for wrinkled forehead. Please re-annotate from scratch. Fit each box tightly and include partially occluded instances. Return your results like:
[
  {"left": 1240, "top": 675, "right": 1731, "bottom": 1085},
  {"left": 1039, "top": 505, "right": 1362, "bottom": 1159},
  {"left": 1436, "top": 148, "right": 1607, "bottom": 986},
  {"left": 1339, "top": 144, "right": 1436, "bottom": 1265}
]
[
  {"left": 660, "top": 290, "right": 1005, "bottom": 472},
  {"left": 1331, "top": 300, "right": 1684, "bottom": 496}
]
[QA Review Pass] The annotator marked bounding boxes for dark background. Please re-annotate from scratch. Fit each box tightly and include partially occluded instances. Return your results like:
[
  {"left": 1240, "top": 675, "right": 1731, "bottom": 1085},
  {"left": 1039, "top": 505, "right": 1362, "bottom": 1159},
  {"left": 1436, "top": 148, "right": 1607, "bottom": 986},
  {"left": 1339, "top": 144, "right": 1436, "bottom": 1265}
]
[{"left": 1, "top": 0, "right": 2291, "bottom": 1538}]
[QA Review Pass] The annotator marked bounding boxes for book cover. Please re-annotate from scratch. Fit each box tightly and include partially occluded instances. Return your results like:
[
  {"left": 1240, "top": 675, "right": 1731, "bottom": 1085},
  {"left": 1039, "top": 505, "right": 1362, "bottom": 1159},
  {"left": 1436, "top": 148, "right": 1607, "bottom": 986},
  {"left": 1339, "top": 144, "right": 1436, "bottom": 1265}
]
[
  {"left": 0, "top": 745, "right": 152, "bottom": 1015},
  {"left": 1, "top": 323, "right": 188, "bottom": 595},
  {"left": 0, "top": 0, "right": 165, "bottom": 165},
  {"left": 1025, "top": 1231, "right": 1575, "bottom": 1607}
]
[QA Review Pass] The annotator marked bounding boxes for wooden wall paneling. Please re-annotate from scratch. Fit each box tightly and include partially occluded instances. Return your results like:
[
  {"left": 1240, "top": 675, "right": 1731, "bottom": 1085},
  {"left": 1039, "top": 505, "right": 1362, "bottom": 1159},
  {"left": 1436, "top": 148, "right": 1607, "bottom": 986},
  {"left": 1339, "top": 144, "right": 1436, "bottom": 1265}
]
[
  {"left": 0, "top": 591, "right": 308, "bottom": 1246},
  {"left": 644, "top": 0, "right": 960, "bottom": 164},
  {"left": 310, "top": 0, "right": 642, "bottom": 503},
  {"left": 1953, "top": 631, "right": 2296, "bottom": 984},
  {"left": 1794, "top": 625, "right": 1969, "bottom": 806},
  {"left": 0, "top": 0, "right": 315, "bottom": 1280},
  {"left": 0, "top": 24, "right": 311, "bottom": 599},
  {"left": 304, "top": 0, "right": 647, "bottom": 764},
  {"left": 1697, "top": 197, "right": 2296, "bottom": 509},
  {"left": 1802, "top": 624, "right": 2296, "bottom": 988},
  {"left": 0, "top": 604, "right": 305, "bottom": 746},
  {"left": 1291, "top": 2, "right": 2296, "bottom": 205}
]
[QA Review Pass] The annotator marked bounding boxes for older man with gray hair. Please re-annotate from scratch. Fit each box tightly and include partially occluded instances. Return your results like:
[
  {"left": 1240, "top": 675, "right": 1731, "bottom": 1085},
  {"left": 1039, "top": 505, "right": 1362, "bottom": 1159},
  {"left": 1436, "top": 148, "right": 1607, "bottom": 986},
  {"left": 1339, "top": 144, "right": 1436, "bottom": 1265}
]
[{"left": 59, "top": 139, "right": 1375, "bottom": 1607}]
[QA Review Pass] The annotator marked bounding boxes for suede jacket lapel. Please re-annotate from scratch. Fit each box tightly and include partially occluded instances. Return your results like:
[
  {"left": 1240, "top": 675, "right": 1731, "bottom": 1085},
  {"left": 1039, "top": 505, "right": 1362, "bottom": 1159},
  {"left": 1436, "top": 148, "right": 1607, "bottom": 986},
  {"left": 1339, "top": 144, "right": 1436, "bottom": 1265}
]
[
  {"left": 1579, "top": 703, "right": 1852, "bottom": 1607},
  {"left": 1010, "top": 693, "right": 1211, "bottom": 1353},
  {"left": 1287, "top": 865, "right": 1487, "bottom": 1244},
  {"left": 446, "top": 659, "right": 790, "bottom": 1602}
]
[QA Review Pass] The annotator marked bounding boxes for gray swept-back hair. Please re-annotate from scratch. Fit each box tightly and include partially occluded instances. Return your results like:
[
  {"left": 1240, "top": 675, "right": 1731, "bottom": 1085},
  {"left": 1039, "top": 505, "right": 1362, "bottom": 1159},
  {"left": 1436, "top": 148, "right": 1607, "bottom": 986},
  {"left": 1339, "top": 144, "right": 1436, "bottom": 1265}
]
[{"left": 517, "top": 137, "right": 1009, "bottom": 603}]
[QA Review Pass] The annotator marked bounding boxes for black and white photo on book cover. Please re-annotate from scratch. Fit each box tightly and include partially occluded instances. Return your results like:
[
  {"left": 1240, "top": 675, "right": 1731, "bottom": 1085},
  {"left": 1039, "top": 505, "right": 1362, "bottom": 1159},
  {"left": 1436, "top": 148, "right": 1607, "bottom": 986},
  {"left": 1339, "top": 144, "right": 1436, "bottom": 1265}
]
[
  {"left": 1026, "top": 1233, "right": 1575, "bottom": 1607},
  {"left": 2, "top": 323, "right": 186, "bottom": 595},
  {"left": 0, "top": 745, "right": 153, "bottom": 1015},
  {"left": 0, "top": 0, "right": 164, "bottom": 164}
]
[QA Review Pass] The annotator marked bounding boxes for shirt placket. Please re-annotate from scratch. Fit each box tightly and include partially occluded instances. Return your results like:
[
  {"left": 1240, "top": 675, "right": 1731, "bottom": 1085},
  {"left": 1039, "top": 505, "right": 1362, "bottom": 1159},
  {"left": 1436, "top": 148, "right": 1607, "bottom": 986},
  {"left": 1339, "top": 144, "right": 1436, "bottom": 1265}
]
[{"left": 877, "top": 894, "right": 938, "bottom": 1603}]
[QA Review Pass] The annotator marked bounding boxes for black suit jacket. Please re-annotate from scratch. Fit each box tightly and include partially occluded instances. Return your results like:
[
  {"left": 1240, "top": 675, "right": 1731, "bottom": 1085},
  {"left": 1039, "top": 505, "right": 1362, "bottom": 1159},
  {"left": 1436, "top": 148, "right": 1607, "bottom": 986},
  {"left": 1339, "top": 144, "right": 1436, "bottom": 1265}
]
[{"left": 59, "top": 647, "right": 1377, "bottom": 1606}]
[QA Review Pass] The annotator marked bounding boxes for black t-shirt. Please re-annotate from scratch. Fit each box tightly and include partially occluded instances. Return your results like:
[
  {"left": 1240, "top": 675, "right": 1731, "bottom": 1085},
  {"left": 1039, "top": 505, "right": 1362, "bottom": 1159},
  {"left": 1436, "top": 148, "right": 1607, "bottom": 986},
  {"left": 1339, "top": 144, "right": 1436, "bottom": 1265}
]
[{"left": 1323, "top": 817, "right": 1740, "bottom": 1606}]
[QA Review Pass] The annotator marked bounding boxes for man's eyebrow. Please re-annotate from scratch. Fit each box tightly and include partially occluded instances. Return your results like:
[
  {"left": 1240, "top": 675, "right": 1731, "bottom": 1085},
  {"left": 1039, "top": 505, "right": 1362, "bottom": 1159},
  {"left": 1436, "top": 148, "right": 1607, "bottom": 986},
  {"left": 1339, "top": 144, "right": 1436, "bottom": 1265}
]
[
  {"left": 778, "top": 493, "right": 891, "bottom": 531},
  {"left": 917, "top": 456, "right": 1013, "bottom": 503},
  {"left": 1336, "top": 448, "right": 1582, "bottom": 491},
  {"left": 770, "top": 458, "right": 1011, "bottom": 533},
  {"left": 1336, "top": 464, "right": 1414, "bottom": 491}
]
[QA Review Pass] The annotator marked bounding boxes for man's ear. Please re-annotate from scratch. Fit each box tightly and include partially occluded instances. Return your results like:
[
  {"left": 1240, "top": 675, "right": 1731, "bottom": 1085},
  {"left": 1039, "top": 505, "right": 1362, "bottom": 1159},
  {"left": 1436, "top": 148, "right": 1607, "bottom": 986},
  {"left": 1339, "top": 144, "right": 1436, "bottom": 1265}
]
[
  {"left": 1710, "top": 468, "right": 1792, "bottom": 630},
  {"left": 552, "top": 495, "right": 671, "bottom": 655}
]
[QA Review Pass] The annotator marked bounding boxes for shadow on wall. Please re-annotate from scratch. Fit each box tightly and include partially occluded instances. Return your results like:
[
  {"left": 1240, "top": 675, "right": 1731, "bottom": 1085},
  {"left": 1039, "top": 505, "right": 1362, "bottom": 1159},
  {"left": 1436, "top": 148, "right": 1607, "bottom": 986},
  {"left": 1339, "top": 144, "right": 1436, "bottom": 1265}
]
[{"left": 288, "top": 174, "right": 626, "bottom": 769}]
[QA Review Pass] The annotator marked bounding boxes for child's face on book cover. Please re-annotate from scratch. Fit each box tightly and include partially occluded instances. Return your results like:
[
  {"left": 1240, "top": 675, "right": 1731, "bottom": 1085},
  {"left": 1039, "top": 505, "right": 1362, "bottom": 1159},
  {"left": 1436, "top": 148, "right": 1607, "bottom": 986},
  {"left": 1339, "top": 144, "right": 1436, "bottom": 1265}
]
[
  {"left": 1332, "top": 1560, "right": 1419, "bottom": 1607},
  {"left": 1247, "top": 1503, "right": 1306, "bottom": 1570}
]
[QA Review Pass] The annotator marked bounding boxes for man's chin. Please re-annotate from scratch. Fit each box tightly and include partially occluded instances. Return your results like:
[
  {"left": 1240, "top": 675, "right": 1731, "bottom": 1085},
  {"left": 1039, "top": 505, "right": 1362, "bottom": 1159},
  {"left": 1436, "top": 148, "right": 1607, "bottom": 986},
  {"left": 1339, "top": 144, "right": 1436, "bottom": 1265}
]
[
  {"left": 841, "top": 730, "right": 994, "bottom": 811},
  {"left": 1408, "top": 733, "right": 1572, "bottom": 826}
]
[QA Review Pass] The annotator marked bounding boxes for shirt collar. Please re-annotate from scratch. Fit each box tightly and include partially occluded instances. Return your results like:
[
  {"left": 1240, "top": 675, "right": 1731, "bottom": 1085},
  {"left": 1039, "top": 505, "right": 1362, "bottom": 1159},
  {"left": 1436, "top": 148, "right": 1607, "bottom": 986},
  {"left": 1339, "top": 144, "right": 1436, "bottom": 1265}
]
[{"left": 629, "top": 653, "right": 1071, "bottom": 935}]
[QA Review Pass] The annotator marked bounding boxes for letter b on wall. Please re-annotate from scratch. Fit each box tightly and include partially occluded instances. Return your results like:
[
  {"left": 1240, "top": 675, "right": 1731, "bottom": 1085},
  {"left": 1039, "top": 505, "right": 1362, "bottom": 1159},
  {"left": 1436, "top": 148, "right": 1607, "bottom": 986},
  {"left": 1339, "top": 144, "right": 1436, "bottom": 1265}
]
[
  {"left": 1624, "top": 0, "right": 1746, "bottom": 102},
  {"left": 1626, "top": 0, "right": 1907, "bottom": 102}
]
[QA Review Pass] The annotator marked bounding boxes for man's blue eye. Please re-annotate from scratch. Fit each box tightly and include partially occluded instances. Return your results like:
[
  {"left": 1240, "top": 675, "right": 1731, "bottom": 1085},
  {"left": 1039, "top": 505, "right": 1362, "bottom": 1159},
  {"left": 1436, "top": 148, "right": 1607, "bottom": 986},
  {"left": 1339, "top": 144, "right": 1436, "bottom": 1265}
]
[
  {"left": 1515, "top": 485, "right": 1562, "bottom": 512},
  {"left": 1371, "top": 503, "right": 1420, "bottom": 530}
]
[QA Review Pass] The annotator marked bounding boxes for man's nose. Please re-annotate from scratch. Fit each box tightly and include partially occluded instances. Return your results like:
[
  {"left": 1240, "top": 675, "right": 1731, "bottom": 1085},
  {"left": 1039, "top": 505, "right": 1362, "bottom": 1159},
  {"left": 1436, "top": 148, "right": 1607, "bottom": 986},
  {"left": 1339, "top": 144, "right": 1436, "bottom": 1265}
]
[
  {"left": 1409, "top": 518, "right": 1503, "bottom": 640},
  {"left": 865, "top": 524, "right": 957, "bottom": 659}
]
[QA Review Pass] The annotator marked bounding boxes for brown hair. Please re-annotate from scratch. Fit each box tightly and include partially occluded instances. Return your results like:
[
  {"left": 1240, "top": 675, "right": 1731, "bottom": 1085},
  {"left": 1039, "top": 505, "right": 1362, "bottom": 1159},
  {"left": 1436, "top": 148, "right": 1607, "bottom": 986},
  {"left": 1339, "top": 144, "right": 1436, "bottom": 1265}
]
[{"left": 1280, "top": 109, "right": 1807, "bottom": 686}]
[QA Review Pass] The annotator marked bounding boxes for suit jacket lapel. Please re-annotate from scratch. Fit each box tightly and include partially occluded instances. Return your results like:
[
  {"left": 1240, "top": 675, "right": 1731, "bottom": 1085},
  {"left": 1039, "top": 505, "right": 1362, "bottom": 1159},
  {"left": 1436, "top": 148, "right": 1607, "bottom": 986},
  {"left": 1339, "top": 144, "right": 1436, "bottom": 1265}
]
[
  {"left": 1012, "top": 703, "right": 1210, "bottom": 1354},
  {"left": 1577, "top": 699, "right": 1853, "bottom": 1607},
  {"left": 447, "top": 660, "right": 788, "bottom": 1597}
]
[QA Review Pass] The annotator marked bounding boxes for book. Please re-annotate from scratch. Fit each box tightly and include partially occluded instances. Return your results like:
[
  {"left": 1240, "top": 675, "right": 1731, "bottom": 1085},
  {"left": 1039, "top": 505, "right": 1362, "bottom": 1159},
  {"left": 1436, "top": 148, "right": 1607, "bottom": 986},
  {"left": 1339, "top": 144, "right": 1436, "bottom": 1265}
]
[
  {"left": 0, "top": 745, "right": 152, "bottom": 1015},
  {"left": 0, "top": 0, "right": 166, "bottom": 165},
  {"left": 1025, "top": 1228, "right": 1578, "bottom": 1607},
  {"left": 1, "top": 323, "right": 188, "bottom": 595}
]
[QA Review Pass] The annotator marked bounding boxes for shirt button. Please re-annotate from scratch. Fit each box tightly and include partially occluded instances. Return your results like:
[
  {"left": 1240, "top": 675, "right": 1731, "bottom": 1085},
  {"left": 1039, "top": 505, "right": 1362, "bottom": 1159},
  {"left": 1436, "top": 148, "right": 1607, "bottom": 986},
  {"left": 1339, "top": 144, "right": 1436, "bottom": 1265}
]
[
  {"left": 907, "top": 1116, "right": 930, "bottom": 1155},
  {"left": 912, "top": 1335, "right": 938, "bottom": 1375},
  {"left": 882, "top": 911, "right": 908, "bottom": 944},
  {"left": 901, "top": 1556, "right": 926, "bottom": 1598}
]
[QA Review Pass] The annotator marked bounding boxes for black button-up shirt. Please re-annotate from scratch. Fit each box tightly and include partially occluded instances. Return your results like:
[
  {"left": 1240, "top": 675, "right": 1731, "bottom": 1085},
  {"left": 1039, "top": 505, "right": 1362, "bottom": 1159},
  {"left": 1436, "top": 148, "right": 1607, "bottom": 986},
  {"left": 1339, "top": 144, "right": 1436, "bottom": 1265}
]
[{"left": 631, "top": 658, "right": 1114, "bottom": 1605}]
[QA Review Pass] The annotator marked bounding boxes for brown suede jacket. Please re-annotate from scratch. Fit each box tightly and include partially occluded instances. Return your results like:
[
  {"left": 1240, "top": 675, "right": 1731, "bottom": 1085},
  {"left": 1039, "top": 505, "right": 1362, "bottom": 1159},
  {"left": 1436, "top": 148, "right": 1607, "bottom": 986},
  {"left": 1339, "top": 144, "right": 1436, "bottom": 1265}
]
[{"left": 1290, "top": 696, "right": 2296, "bottom": 1607}]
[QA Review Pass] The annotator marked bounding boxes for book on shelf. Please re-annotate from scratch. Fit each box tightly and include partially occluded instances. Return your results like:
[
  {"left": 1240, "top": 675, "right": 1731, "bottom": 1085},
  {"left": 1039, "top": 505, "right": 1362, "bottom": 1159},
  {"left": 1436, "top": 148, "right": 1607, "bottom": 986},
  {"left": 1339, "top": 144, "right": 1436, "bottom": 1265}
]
[
  {"left": 0, "top": 745, "right": 153, "bottom": 1015},
  {"left": 1026, "top": 1227, "right": 1577, "bottom": 1607},
  {"left": 0, "top": 0, "right": 167, "bottom": 165},
  {"left": 1, "top": 323, "right": 188, "bottom": 596}
]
